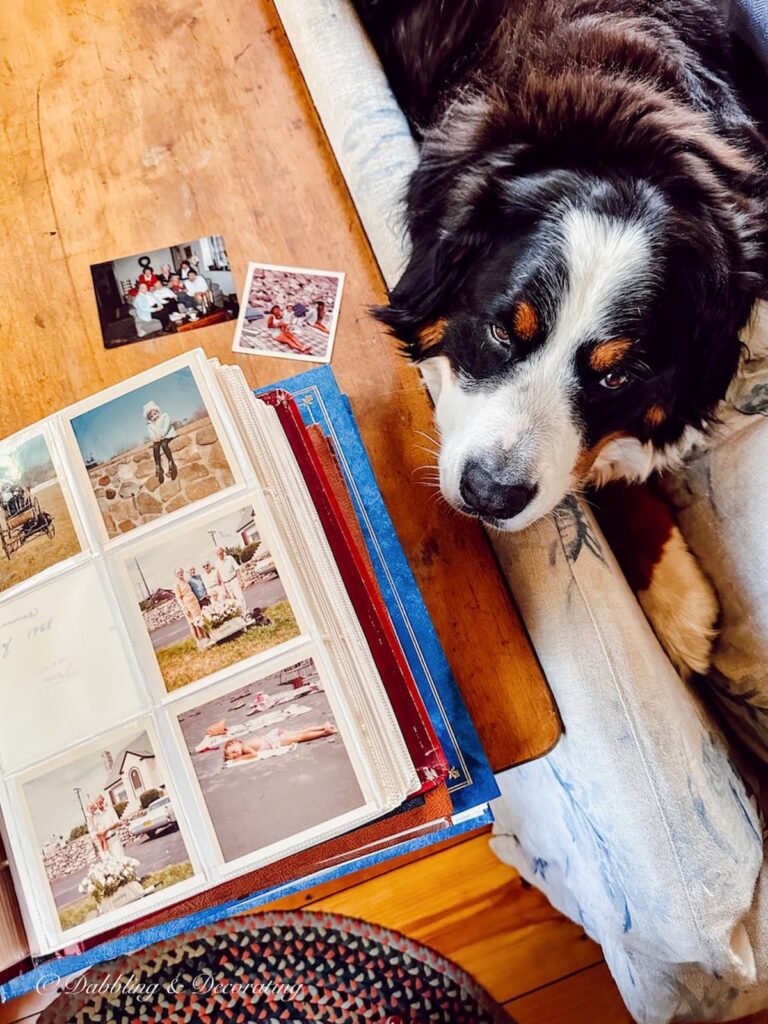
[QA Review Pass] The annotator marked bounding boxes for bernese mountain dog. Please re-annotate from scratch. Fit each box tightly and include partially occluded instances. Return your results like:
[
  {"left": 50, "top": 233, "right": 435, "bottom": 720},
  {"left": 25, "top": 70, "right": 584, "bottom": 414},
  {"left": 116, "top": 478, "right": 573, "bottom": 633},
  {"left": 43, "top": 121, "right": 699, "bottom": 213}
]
[{"left": 356, "top": 0, "right": 768, "bottom": 675}]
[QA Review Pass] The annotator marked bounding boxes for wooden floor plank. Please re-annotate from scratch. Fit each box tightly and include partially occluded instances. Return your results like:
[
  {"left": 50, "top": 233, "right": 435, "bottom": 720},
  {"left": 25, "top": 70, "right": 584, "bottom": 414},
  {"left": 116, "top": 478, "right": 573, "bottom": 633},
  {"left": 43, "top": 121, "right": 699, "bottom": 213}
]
[
  {"left": 508, "top": 962, "right": 633, "bottom": 1024},
  {"left": 307, "top": 835, "right": 603, "bottom": 1004}
]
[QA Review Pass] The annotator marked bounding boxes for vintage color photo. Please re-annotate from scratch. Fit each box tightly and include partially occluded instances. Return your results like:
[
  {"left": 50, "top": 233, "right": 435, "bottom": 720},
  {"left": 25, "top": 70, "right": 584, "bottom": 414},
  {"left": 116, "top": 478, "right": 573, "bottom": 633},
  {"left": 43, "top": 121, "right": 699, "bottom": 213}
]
[
  {"left": 232, "top": 262, "right": 344, "bottom": 363},
  {"left": 91, "top": 235, "right": 239, "bottom": 349},
  {"left": 126, "top": 504, "right": 301, "bottom": 692},
  {"left": 176, "top": 658, "right": 366, "bottom": 864},
  {"left": 21, "top": 727, "right": 195, "bottom": 935},
  {"left": 0, "top": 431, "right": 81, "bottom": 594},
  {"left": 69, "top": 364, "right": 236, "bottom": 540}
]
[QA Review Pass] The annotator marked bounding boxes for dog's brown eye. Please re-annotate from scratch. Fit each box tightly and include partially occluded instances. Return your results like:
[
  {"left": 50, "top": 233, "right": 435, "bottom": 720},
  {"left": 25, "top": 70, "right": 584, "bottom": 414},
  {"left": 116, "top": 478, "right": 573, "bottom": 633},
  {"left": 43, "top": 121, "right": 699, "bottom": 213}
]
[
  {"left": 600, "top": 371, "right": 629, "bottom": 390},
  {"left": 489, "top": 323, "right": 510, "bottom": 343}
]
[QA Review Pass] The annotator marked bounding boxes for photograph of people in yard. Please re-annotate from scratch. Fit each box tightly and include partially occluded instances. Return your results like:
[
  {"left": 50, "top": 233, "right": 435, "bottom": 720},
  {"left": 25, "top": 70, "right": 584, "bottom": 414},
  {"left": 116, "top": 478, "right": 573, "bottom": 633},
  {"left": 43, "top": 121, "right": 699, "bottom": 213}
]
[
  {"left": 232, "top": 262, "right": 344, "bottom": 364},
  {"left": 22, "top": 729, "right": 194, "bottom": 935},
  {"left": 127, "top": 504, "right": 301, "bottom": 692},
  {"left": 69, "top": 365, "right": 236, "bottom": 540},
  {"left": 177, "top": 658, "right": 365, "bottom": 864},
  {"left": 90, "top": 235, "right": 239, "bottom": 349},
  {"left": 0, "top": 431, "right": 81, "bottom": 594}
]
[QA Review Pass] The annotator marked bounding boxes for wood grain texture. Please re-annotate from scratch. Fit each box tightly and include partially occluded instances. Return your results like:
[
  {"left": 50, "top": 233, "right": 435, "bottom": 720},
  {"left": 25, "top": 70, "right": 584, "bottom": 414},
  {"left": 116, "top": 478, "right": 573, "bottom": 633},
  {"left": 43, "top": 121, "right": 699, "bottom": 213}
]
[
  {"left": 308, "top": 836, "right": 603, "bottom": 1003},
  {"left": 0, "top": 0, "right": 558, "bottom": 771},
  {"left": 2, "top": 836, "right": 766, "bottom": 1023},
  {"left": 507, "top": 962, "right": 634, "bottom": 1024}
]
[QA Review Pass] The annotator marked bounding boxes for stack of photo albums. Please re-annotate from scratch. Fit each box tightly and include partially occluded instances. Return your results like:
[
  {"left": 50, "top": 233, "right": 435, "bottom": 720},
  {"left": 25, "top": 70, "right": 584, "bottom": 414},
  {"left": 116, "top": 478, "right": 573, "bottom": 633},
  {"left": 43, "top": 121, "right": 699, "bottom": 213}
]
[{"left": 0, "top": 349, "right": 498, "bottom": 997}]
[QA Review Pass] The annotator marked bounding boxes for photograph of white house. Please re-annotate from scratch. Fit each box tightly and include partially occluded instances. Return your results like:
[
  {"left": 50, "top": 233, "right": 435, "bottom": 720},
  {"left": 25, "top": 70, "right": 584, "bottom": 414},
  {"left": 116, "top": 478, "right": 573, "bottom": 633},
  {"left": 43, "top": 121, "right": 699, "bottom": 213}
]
[{"left": 23, "top": 728, "right": 194, "bottom": 933}]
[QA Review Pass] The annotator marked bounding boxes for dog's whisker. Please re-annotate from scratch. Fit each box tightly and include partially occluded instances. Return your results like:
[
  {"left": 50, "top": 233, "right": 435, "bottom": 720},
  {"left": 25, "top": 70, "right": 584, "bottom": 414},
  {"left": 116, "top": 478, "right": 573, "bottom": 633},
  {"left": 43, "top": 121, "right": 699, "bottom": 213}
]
[{"left": 414, "top": 428, "right": 441, "bottom": 446}]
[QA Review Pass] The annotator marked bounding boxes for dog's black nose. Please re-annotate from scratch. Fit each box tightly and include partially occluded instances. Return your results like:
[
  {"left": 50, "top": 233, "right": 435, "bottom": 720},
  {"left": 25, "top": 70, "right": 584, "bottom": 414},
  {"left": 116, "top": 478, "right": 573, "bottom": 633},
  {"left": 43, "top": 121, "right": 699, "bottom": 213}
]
[{"left": 459, "top": 460, "right": 537, "bottom": 520}]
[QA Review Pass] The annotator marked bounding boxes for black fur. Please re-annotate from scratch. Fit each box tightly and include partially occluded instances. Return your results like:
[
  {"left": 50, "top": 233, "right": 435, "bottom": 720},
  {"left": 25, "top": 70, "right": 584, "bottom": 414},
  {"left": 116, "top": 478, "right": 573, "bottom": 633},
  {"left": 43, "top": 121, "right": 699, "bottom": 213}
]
[{"left": 358, "top": 0, "right": 768, "bottom": 453}]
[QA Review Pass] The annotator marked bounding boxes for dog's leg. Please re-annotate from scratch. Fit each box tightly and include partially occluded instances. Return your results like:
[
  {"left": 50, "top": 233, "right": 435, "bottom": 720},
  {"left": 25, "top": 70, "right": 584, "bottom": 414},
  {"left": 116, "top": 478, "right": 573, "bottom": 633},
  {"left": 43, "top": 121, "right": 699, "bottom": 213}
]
[{"left": 595, "top": 481, "right": 719, "bottom": 680}]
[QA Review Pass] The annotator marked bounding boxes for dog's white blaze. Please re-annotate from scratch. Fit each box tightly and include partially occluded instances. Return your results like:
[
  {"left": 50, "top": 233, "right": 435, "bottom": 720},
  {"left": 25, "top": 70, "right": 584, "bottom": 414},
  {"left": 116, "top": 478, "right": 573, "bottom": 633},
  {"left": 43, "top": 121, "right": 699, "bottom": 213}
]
[
  {"left": 552, "top": 207, "right": 652, "bottom": 356},
  {"left": 425, "top": 210, "right": 654, "bottom": 530}
]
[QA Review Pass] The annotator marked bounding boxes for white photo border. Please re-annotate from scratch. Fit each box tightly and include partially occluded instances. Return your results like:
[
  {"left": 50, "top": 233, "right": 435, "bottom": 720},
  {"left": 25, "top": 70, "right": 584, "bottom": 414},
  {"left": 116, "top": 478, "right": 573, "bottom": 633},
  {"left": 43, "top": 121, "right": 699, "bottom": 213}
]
[
  {"left": 58, "top": 351, "right": 248, "bottom": 549},
  {"left": 231, "top": 261, "right": 345, "bottom": 365},
  {"left": 7, "top": 716, "right": 205, "bottom": 953},
  {"left": 165, "top": 643, "right": 381, "bottom": 876},
  {"left": 108, "top": 491, "right": 315, "bottom": 702}
]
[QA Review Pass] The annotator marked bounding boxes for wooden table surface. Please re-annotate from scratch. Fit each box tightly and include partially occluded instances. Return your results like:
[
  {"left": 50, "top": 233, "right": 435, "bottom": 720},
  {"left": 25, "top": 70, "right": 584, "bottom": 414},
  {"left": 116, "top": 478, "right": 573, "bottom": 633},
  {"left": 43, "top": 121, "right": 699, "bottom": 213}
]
[{"left": 0, "top": 0, "right": 559, "bottom": 771}]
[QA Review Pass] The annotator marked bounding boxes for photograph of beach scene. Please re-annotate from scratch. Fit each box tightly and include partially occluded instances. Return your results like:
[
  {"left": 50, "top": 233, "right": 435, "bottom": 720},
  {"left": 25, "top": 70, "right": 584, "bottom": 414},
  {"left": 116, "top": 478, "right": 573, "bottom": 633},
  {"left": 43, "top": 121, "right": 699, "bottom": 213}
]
[{"left": 177, "top": 658, "right": 365, "bottom": 862}]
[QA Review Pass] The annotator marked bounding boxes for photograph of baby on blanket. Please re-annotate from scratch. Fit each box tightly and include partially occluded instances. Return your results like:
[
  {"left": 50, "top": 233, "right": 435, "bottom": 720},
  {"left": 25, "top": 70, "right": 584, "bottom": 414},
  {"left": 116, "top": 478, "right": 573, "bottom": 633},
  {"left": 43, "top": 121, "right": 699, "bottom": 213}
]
[
  {"left": 177, "top": 658, "right": 365, "bottom": 862},
  {"left": 128, "top": 504, "right": 300, "bottom": 692}
]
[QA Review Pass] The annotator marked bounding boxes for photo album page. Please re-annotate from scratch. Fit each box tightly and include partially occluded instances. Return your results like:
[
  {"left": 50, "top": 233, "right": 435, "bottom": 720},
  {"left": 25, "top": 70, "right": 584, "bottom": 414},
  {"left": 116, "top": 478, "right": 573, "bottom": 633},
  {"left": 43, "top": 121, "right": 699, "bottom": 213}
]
[{"left": 0, "top": 350, "right": 417, "bottom": 956}]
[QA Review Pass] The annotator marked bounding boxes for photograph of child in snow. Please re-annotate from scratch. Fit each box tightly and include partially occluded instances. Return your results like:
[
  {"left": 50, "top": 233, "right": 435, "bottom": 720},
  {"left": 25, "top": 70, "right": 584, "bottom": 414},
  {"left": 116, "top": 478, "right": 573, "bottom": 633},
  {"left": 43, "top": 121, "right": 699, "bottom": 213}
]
[
  {"left": 69, "top": 365, "right": 236, "bottom": 539},
  {"left": 176, "top": 658, "right": 366, "bottom": 863},
  {"left": 232, "top": 263, "right": 344, "bottom": 364},
  {"left": 126, "top": 504, "right": 301, "bottom": 692},
  {"left": 22, "top": 727, "right": 194, "bottom": 934}
]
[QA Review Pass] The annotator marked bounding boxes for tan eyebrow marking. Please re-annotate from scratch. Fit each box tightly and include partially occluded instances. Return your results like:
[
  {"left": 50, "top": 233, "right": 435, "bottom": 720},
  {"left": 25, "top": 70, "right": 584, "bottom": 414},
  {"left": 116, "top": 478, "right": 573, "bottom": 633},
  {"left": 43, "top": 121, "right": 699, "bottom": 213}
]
[
  {"left": 417, "top": 318, "right": 449, "bottom": 349},
  {"left": 589, "top": 338, "right": 633, "bottom": 372},
  {"left": 513, "top": 301, "right": 538, "bottom": 340},
  {"left": 645, "top": 404, "right": 666, "bottom": 427}
]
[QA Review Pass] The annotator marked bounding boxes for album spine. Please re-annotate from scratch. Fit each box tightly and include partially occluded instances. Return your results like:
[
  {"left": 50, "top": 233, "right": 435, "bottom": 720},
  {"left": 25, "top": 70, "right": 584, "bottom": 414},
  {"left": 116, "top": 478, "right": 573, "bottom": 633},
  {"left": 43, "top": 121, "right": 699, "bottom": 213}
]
[{"left": 259, "top": 389, "right": 448, "bottom": 792}]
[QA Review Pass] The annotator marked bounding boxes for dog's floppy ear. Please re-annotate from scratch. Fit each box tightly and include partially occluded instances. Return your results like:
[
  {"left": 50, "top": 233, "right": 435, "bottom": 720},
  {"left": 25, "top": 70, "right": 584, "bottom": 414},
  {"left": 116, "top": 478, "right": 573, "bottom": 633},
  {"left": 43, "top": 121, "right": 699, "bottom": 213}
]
[
  {"left": 373, "top": 228, "right": 471, "bottom": 360},
  {"left": 654, "top": 211, "right": 755, "bottom": 437}
]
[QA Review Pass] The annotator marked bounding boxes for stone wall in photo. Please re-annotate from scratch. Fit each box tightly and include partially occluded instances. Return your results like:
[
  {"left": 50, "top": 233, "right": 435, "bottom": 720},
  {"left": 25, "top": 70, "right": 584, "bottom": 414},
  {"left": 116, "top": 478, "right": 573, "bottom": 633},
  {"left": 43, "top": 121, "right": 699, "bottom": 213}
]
[
  {"left": 43, "top": 835, "right": 96, "bottom": 880},
  {"left": 247, "top": 268, "right": 338, "bottom": 313},
  {"left": 43, "top": 822, "right": 145, "bottom": 881},
  {"left": 89, "top": 416, "right": 235, "bottom": 535}
]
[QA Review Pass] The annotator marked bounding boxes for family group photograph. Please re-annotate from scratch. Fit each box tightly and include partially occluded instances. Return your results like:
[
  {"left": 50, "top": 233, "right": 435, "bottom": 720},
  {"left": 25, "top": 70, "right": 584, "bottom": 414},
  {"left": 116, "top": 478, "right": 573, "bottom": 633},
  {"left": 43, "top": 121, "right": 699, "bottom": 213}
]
[
  {"left": 69, "top": 365, "right": 236, "bottom": 539},
  {"left": 127, "top": 504, "right": 301, "bottom": 691},
  {"left": 177, "top": 658, "right": 365, "bottom": 863},
  {"left": 90, "top": 235, "right": 239, "bottom": 349},
  {"left": 23, "top": 729, "right": 194, "bottom": 934},
  {"left": 0, "top": 432, "right": 80, "bottom": 594}
]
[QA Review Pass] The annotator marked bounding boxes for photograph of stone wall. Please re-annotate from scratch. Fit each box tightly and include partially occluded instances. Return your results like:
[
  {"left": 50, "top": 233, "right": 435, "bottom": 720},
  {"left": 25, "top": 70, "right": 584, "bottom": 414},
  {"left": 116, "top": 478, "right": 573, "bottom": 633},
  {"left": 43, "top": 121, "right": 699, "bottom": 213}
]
[
  {"left": 233, "top": 262, "right": 344, "bottom": 363},
  {"left": 69, "top": 364, "right": 236, "bottom": 538},
  {"left": 88, "top": 416, "right": 234, "bottom": 535}
]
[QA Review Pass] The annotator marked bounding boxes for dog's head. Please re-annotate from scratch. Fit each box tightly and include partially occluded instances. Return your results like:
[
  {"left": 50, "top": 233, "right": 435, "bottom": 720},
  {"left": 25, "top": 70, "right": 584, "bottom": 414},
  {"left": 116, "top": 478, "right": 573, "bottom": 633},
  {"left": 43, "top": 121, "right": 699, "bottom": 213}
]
[{"left": 377, "top": 90, "right": 766, "bottom": 530}]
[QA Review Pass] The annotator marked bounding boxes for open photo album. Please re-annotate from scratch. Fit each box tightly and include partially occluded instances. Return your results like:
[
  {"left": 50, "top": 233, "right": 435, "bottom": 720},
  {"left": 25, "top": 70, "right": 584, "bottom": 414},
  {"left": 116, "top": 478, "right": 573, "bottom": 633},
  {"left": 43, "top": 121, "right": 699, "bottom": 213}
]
[{"left": 0, "top": 350, "right": 453, "bottom": 965}]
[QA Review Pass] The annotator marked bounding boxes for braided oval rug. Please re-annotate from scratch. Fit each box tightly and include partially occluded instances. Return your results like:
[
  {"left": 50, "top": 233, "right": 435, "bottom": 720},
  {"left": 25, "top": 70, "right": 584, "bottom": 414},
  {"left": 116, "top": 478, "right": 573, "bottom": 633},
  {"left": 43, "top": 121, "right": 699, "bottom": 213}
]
[{"left": 40, "top": 910, "right": 514, "bottom": 1023}]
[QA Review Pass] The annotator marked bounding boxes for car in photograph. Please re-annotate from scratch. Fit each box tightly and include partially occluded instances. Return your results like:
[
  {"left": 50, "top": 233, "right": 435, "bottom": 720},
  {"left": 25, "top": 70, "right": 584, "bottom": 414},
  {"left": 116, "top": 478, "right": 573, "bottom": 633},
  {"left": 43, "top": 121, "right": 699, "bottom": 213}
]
[
  {"left": 128, "top": 796, "right": 178, "bottom": 839},
  {"left": 254, "top": 554, "right": 277, "bottom": 578}
]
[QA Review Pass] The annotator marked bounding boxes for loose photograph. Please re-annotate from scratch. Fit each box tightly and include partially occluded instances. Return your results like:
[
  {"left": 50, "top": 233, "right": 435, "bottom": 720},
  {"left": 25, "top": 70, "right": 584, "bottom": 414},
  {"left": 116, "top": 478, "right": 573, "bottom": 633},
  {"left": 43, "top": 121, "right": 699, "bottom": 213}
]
[
  {"left": 177, "top": 658, "right": 366, "bottom": 863},
  {"left": 22, "top": 728, "right": 194, "bottom": 934},
  {"left": 0, "top": 432, "right": 81, "bottom": 594},
  {"left": 90, "top": 235, "right": 239, "bottom": 349},
  {"left": 127, "top": 504, "right": 301, "bottom": 692},
  {"left": 232, "top": 262, "right": 344, "bottom": 363},
  {"left": 69, "top": 365, "right": 236, "bottom": 539}
]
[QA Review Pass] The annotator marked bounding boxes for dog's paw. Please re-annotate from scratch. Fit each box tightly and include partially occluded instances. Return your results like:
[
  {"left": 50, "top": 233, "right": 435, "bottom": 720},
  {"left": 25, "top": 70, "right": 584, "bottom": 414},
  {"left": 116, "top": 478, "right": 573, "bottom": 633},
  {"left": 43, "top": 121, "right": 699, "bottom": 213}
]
[{"left": 636, "top": 525, "right": 719, "bottom": 679}]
